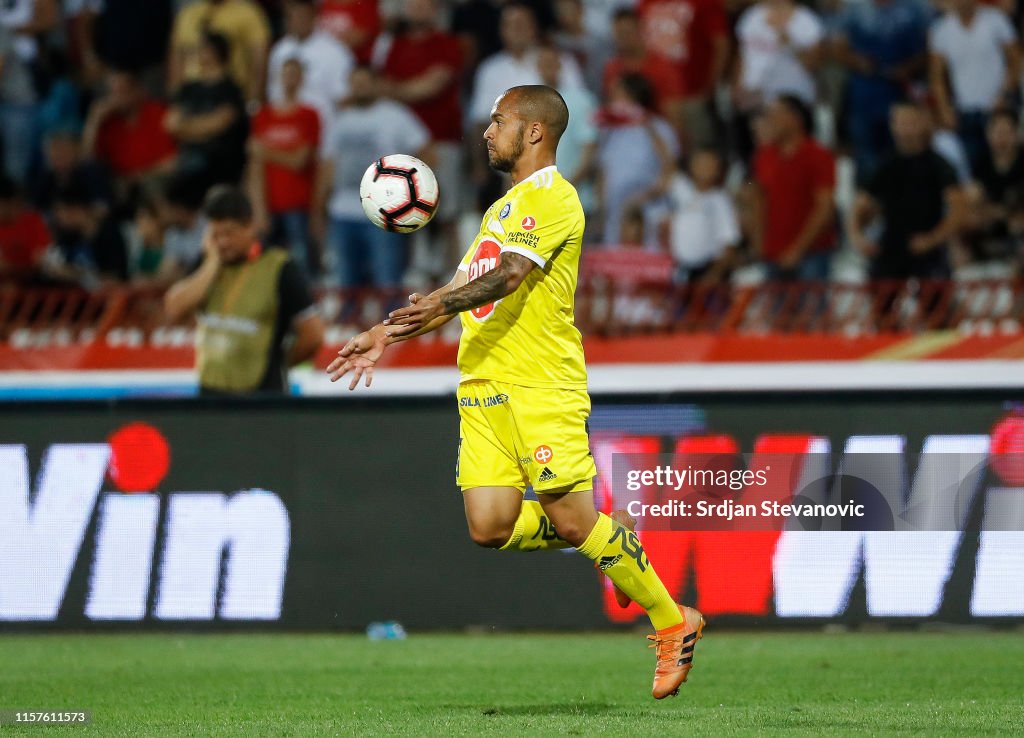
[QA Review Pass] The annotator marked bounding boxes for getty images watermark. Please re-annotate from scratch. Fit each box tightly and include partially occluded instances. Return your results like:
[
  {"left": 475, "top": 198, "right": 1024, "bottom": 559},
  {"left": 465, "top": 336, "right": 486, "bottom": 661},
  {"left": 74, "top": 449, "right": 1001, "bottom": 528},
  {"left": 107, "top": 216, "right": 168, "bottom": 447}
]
[
  {"left": 611, "top": 451, "right": 1024, "bottom": 532},
  {"left": 625, "top": 463, "right": 866, "bottom": 523}
]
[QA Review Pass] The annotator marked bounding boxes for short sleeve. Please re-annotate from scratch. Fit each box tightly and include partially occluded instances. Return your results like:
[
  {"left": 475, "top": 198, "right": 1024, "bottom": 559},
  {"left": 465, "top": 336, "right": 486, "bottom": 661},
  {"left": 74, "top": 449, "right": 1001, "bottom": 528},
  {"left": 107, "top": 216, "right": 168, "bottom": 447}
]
[
  {"left": 929, "top": 20, "right": 949, "bottom": 56},
  {"left": 992, "top": 9, "right": 1016, "bottom": 44},
  {"left": 468, "top": 60, "right": 498, "bottom": 124},
  {"left": 394, "top": 103, "right": 430, "bottom": 154},
  {"left": 714, "top": 193, "right": 741, "bottom": 248},
  {"left": 500, "top": 187, "right": 576, "bottom": 268},
  {"left": 736, "top": 8, "right": 756, "bottom": 43},
  {"left": 320, "top": 118, "right": 337, "bottom": 159},
  {"left": 277, "top": 258, "right": 317, "bottom": 326},
  {"left": 328, "top": 42, "right": 354, "bottom": 101},
  {"left": 792, "top": 9, "right": 825, "bottom": 48}
]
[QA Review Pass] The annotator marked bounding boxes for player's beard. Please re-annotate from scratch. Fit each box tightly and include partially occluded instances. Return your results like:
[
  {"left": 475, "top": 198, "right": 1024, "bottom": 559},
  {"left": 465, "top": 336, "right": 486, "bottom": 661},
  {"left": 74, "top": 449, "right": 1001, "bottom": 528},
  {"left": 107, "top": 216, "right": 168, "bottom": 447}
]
[{"left": 488, "top": 126, "right": 525, "bottom": 173}]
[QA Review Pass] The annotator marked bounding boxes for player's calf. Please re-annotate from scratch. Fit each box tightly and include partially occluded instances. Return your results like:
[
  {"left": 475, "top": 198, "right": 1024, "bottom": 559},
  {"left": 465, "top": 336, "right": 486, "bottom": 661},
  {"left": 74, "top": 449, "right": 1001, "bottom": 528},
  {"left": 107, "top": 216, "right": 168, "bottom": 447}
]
[{"left": 596, "top": 510, "right": 637, "bottom": 608}]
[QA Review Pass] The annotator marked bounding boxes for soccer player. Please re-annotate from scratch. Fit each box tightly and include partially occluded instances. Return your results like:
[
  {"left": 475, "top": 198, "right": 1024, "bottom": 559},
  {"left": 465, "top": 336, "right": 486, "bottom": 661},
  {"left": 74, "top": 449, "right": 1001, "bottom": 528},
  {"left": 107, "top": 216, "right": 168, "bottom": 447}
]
[{"left": 326, "top": 85, "right": 705, "bottom": 699}]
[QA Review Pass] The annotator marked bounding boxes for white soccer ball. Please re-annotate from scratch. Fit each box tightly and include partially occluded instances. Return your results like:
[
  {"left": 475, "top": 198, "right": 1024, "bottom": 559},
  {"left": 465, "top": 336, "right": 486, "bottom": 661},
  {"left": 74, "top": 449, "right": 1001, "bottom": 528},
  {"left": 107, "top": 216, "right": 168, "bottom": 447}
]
[{"left": 358, "top": 154, "right": 440, "bottom": 232}]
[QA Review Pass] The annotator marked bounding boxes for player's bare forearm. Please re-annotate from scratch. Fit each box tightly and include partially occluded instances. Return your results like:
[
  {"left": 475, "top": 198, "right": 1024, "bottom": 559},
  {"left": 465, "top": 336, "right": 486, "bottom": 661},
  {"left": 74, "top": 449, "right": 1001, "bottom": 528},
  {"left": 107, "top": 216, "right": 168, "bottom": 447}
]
[
  {"left": 440, "top": 269, "right": 507, "bottom": 314},
  {"left": 383, "top": 312, "right": 452, "bottom": 344},
  {"left": 376, "top": 270, "right": 468, "bottom": 342},
  {"left": 440, "top": 252, "right": 533, "bottom": 315},
  {"left": 387, "top": 254, "right": 533, "bottom": 333}
]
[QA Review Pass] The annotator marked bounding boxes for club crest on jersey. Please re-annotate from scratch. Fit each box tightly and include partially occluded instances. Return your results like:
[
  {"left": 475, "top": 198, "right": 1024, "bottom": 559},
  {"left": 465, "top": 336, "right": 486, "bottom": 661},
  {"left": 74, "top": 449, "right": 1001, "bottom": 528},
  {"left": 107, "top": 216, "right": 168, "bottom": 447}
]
[
  {"left": 467, "top": 239, "right": 502, "bottom": 321},
  {"left": 499, "top": 203, "right": 511, "bottom": 220},
  {"left": 521, "top": 216, "right": 536, "bottom": 231}
]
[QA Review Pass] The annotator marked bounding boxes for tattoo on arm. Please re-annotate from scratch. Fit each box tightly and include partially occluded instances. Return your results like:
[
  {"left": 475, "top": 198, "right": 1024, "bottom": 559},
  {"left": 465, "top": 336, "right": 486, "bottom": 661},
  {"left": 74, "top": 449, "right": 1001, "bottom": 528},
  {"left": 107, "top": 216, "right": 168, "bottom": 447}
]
[{"left": 441, "top": 252, "right": 532, "bottom": 315}]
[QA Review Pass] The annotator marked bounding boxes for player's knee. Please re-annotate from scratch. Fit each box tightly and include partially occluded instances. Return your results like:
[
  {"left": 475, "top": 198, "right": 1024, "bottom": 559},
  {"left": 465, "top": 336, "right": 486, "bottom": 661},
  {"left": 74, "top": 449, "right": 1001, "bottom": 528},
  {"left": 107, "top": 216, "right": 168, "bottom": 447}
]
[
  {"left": 548, "top": 522, "right": 587, "bottom": 547},
  {"left": 467, "top": 521, "right": 514, "bottom": 549}
]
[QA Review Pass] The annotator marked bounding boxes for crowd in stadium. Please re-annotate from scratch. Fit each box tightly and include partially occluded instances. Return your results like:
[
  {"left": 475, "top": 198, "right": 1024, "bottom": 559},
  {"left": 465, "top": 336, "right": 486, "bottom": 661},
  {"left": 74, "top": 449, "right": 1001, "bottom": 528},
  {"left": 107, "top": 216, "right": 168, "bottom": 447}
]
[{"left": 0, "top": 0, "right": 1023, "bottom": 297}]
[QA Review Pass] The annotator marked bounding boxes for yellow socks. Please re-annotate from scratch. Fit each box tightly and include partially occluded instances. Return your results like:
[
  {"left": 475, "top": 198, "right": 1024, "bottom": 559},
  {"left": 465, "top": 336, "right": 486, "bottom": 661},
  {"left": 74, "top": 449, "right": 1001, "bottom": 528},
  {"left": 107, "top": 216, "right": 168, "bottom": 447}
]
[
  {"left": 576, "top": 513, "right": 684, "bottom": 631},
  {"left": 499, "top": 501, "right": 573, "bottom": 551}
]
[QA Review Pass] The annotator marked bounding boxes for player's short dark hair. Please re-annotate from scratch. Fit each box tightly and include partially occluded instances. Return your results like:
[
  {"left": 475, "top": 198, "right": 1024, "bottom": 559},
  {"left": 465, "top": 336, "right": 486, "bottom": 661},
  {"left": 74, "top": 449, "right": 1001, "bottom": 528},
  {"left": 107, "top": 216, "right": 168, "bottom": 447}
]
[
  {"left": 201, "top": 31, "right": 232, "bottom": 66},
  {"left": 506, "top": 84, "right": 570, "bottom": 142},
  {"left": 203, "top": 185, "right": 253, "bottom": 224},
  {"left": 777, "top": 94, "right": 814, "bottom": 135}
]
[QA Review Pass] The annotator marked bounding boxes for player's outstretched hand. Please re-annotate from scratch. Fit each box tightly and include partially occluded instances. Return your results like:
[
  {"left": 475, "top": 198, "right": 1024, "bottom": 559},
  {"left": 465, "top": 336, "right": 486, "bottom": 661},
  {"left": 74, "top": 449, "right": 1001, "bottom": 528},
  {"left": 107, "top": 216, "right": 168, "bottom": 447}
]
[
  {"left": 381, "top": 293, "right": 428, "bottom": 338},
  {"left": 327, "top": 327, "right": 387, "bottom": 390},
  {"left": 327, "top": 354, "right": 377, "bottom": 390},
  {"left": 385, "top": 293, "right": 444, "bottom": 334}
]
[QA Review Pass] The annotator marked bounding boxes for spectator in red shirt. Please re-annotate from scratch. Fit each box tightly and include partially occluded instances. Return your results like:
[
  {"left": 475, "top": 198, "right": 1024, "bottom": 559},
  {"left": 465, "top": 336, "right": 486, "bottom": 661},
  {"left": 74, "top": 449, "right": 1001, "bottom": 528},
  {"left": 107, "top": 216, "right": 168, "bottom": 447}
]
[
  {"left": 317, "top": 0, "right": 380, "bottom": 64},
  {"left": 249, "top": 58, "right": 321, "bottom": 278},
  {"left": 0, "top": 176, "right": 52, "bottom": 284},
  {"left": 636, "top": 0, "right": 729, "bottom": 148},
  {"left": 604, "top": 9, "right": 685, "bottom": 125},
  {"left": 377, "top": 0, "right": 464, "bottom": 278},
  {"left": 83, "top": 69, "right": 177, "bottom": 194},
  {"left": 751, "top": 95, "right": 837, "bottom": 280}
]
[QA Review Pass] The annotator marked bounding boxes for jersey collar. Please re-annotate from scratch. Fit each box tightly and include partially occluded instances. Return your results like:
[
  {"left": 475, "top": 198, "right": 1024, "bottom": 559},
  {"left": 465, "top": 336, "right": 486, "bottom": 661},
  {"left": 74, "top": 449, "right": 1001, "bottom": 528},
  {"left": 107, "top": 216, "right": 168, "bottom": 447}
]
[{"left": 520, "top": 165, "right": 558, "bottom": 186}]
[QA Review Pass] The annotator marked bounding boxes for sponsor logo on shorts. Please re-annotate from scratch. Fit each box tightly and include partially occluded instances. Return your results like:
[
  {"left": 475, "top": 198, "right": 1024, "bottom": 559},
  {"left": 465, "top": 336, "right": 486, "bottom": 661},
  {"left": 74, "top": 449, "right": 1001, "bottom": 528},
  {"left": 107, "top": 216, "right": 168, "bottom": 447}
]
[
  {"left": 534, "top": 445, "right": 554, "bottom": 464},
  {"left": 538, "top": 467, "right": 558, "bottom": 483},
  {"left": 597, "top": 554, "right": 622, "bottom": 571},
  {"left": 459, "top": 393, "right": 508, "bottom": 408},
  {"left": 521, "top": 216, "right": 536, "bottom": 230},
  {"left": 499, "top": 202, "right": 511, "bottom": 220}
]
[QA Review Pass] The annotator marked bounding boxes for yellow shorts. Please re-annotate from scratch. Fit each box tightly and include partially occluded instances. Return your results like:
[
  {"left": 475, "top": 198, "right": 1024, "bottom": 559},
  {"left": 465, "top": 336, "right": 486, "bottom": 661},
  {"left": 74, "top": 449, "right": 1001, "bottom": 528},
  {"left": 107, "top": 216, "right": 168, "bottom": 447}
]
[{"left": 456, "top": 379, "right": 597, "bottom": 493}]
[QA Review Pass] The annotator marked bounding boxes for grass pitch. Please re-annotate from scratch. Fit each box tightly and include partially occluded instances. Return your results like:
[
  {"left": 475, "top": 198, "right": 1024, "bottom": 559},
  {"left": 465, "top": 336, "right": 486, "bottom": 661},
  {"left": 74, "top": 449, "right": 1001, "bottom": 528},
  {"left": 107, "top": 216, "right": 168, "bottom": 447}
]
[{"left": 1, "top": 630, "right": 1022, "bottom": 737}]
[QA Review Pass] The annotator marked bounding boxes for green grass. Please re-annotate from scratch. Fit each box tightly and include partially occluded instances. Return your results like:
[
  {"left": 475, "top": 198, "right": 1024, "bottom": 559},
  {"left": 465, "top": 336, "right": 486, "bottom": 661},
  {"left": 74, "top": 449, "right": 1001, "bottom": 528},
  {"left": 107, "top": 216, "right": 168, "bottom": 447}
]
[{"left": 1, "top": 631, "right": 1022, "bottom": 737}]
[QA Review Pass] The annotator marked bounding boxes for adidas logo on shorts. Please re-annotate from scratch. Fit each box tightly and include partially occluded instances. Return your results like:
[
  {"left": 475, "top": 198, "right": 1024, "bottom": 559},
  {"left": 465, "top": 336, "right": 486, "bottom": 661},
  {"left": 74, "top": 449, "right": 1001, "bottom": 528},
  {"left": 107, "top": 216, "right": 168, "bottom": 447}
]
[{"left": 538, "top": 467, "right": 558, "bottom": 483}]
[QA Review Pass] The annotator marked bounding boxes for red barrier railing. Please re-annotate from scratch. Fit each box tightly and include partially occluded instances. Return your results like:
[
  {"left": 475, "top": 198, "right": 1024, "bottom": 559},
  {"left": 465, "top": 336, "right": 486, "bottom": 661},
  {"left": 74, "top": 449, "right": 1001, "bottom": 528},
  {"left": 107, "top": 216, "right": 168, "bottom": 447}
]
[{"left": 1, "top": 279, "right": 1022, "bottom": 343}]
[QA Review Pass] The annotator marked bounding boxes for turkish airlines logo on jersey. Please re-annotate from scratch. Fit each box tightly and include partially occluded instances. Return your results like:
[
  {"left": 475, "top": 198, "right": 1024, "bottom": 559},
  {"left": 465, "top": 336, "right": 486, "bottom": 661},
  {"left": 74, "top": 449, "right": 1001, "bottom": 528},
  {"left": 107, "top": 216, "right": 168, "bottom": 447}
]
[
  {"left": 521, "top": 216, "right": 536, "bottom": 231},
  {"left": 468, "top": 239, "right": 501, "bottom": 321}
]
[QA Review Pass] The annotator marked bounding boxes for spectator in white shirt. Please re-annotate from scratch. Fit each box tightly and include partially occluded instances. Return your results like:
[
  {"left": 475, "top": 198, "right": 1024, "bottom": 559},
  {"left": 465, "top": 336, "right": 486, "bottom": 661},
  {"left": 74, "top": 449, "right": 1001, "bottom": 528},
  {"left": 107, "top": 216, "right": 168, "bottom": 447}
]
[
  {"left": 665, "top": 148, "right": 740, "bottom": 284},
  {"left": 268, "top": 0, "right": 354, "bottom": 131},
  {"left": 466, "top": 2, "right": 584, "bottom": 206},
  {"left": 312, "top": 66, "right": 431, "bottom": 289},
  {"left": 467, "top": 3, "right": 585, "bottom": 126},
  {"left": 929, "top": 0, "right": 1020, "bottom": 171},
  {"left": 733, "top": 0, "right": 825, "bottom": 164}
]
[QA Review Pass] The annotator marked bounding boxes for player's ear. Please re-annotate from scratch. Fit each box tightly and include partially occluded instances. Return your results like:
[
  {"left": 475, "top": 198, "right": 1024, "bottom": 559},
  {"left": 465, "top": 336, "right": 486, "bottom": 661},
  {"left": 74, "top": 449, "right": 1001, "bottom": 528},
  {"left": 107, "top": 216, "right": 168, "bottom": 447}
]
[{"left": 527, "top": 121, "right": 543, "bottom": 145}]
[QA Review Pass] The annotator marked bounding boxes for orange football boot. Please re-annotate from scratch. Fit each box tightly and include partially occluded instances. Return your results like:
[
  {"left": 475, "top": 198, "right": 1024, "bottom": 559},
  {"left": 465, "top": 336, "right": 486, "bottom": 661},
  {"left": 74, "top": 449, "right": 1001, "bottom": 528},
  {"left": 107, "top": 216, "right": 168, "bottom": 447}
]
[{"left": 649, "top": 605, "right": 706, "bottom": 699}]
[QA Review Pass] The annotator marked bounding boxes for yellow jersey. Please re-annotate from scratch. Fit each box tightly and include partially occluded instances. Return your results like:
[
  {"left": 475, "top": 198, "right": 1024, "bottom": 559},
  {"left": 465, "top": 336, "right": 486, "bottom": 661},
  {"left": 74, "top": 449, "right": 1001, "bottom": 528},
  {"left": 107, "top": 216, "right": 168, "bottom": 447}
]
[{"left": 456, "top": 166, "right": 588, "bottom": 389}]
